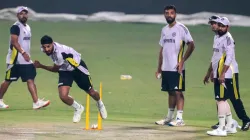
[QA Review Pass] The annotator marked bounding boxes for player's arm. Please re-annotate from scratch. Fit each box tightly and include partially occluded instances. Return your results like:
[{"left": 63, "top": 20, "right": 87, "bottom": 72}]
[
  {"left": 183, "top": 41, "right": 195, "bottom": 62},
  {"left": 10, "top": 25, "right": 24, "bottom": 53},
  {"left": 220, "top": 38, "right": 234, "bottom": 76},
  {"left": 10, "top": 25, "right": 30, "bottom": 61},
  {"left": 34, "top": 60, "right": 60, "bottom": 72},
  {"left": 156, "top": 29, "right": 164, "bottom": 78},
  {"left": 157, "top": 47, "right": 163, "bottom": 73}
]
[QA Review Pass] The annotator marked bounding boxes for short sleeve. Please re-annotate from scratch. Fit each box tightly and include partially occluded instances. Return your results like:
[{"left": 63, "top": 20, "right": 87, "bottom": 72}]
[
  {"left": 10, "top": 25, "right": 20, "bottom": 36},
  {"left": 181, "top": 25, "right": 193, "bottom": 44},
  {"left": 159, "top": 30, "right": 164, "bottom": 47},
  {"left": 224, "top": 36, "right": 235, "bottom": 66}
]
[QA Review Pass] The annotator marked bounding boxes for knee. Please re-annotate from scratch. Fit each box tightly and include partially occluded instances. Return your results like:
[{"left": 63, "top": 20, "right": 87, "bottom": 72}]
[
  {"left": 87, "top": 88, "right": 96, "bottom": 96},
  {"left": 26, "top": 79, "right": 34, "bottom": 84},
  {"left": 59, "top": 93, "right": 69, "bottom": 101}
]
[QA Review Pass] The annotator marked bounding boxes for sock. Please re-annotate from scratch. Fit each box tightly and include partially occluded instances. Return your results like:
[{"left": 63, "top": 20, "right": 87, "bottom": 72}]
[
  {"left": 71, "top": 100, "right": 80, "bottom": 110},
  {"left": 97, "top": 99, "right": 103, "bottom": 105},
  {"left": 225, "top": 101, "right": 233, "bottom": 128},
  {"left": 217, "top": 101, "right": 227, "bottom": 130},
  {"left": 176, "top": 110, "right": 183, "bottom": 120},
  {"left": 167, "top": 108, "right": 175, "bottom": 119},
  {"left": 218, "top": 115, "right": 226, "bottom": 130}
]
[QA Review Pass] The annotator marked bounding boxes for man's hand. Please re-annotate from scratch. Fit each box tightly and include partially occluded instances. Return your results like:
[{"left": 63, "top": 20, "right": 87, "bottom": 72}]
[
  {"left": 34, "top": 60, "right": 41, "bottom": 68},
  {"left": 175, "top": 59, "right": 184, "bottom": 74},
  {"left": 218, "top": 73, "right": 225, "bottom": 84},
  {"left": 22, "top": 52, "right": 30, "bottom": 62},
  {"left": 203, "top": 73, "right": 211, "bottom": 85},
  {"left": 155, "top": 70, "right": 162, "bottom": 79},
  {"left": 210, "top": 72, "right": 214, "bottom": 82}
]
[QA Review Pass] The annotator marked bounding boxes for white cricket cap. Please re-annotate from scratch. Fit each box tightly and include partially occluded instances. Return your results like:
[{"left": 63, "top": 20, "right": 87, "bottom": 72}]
[
  {"left": 208, "top": 15, "right": 220, "bottom": 24},
  {"left": 218, "top": 17, "right": 230, "bottom": 26},
  {"left": 17, "top": 6, "right": 28, "bottom": 14}
]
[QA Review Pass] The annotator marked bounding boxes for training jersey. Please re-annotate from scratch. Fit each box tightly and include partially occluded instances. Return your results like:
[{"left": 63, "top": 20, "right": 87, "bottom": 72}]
[
  {"left": 6, "top": 21, "right": 32, "bottom": 65},
  {"left": 211, "top": 32, "right": 239, "bottom": 78},
  {"left": 43, "top": 42, "right": 86, "bottom": 72},
  {"left": 159, "top": 22, "right": 193, "bottom": 71}
]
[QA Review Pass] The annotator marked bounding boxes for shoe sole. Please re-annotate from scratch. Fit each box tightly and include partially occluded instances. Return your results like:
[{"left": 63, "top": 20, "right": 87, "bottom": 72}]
[
  {"left": 207, "top": 133, "right": 227, "bottom": 136},
  {"left": 0, "top": 106, "right": 9, "bottom": 109},
  {"left": 33, "top": 101, "right": 50, "bottom": 110}
]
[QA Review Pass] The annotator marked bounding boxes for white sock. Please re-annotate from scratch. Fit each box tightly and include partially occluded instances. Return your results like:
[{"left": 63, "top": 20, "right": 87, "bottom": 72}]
[
  {"left": 167, "top": 108, "right": 175, "bottom": 119},
  {"left": 226, "top": 114, "right": 233, "bottom": 128},
  {"left": 97, "top": 99, "right": 103, "bottom": 105},
  {"left": 176, "top": 110, "right": 183, "bottom": 120},
  {"left": 71, "top": 100, "right": 80, "bottom": 110},
  {"left": 218, "top": 115, "right": 226, "bottom": 130}
]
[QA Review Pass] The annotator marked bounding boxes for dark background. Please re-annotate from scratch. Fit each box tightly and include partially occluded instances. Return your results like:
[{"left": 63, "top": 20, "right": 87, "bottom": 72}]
[{"left": 1, "top": 0, "right": 249, "bottom": 16}]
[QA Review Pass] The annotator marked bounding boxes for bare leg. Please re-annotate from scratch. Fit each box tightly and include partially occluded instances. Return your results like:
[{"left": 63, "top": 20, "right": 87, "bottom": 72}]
[
  {"left": 0, "top": 81, "right": 12, "bottom": 99},
  {"left": 87, "top": 88, "right": 100, "bottom": 101},
  {"left": 58, "top": 86, "right": 74, "bottom": 105},
  {"left": 27, "top": 79, "right": 38, "bottom": 103}
]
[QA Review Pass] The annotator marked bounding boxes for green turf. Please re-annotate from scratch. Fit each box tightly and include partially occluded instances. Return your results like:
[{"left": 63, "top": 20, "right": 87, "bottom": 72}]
[{"left": 0, "top": 20, "right": 250, "bottom": 139}]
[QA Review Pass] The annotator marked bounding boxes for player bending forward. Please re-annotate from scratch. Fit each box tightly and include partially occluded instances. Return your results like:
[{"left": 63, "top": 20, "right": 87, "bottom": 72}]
[{"left": 34, "top": 35, "right": 107, "bottom": 123}]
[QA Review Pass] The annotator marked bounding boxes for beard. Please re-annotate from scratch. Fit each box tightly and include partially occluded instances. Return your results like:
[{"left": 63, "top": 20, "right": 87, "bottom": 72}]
[
  {"left": 218, "top": 30, "right": 227, "bottom": 36},
  {"left": 19, "top": 18, "right": 27, "bottom": 24},
  {"left": 166, "top": 17, "right": 175, "bottom": 24}
]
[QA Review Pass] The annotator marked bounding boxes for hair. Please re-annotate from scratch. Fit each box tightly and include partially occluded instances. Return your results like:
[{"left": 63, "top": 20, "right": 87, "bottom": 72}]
[
  {"left": 40, "top": 35, "right": 53, "bottom": 44},
  {"left": 164, "top": 5, "right": 176, "bottom": 12}
]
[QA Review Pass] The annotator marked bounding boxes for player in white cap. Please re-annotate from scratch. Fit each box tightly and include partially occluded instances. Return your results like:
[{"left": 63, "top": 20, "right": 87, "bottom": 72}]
[
  {"left": 206, "top": 17, "right": 241, "bottom": 136},
  {"left": 0, "top": 6, "right": 50, "bottom": 109}
]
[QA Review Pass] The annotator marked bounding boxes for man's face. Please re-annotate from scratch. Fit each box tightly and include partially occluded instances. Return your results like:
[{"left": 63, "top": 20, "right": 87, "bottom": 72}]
[
  {"left": 210, "top": 21, "right": 219, "bottom": 32},
  {"left": 164, "top": 9, "right": 176, "bottom": 24},
  {"left": 217, "top": 23, "right": 228, "bottom": 36},
  {"left": 42, "top": 43, "right": 54, "bottom": 56},
  {"left": 17, "top": 10, "right": 28, "bottom": 24}
]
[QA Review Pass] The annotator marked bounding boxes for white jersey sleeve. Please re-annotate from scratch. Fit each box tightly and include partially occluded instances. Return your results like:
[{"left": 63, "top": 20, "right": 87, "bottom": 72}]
[
  {"left": 181, "top": 25, "right": 193, "bottom": 44},
  {"left": 224, "top": 36, "right": 235, "bottom": 66},
  {"left": 159, "top": 29, "right": 164, "bottom": 47}
]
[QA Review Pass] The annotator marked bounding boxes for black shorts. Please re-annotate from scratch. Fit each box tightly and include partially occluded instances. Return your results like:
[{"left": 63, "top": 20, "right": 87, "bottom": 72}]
[
  {"left": 214, "top": 73, "right": 240, "bottom": 100},
  {"left": 161, "top": 70, "right": 185, "bottom": 92},
  {"left": 58, "top": 60, "right": 93, "bottom": 92},
  {"left": 5, "top": 64, "right": 36, "bottom": 82}
]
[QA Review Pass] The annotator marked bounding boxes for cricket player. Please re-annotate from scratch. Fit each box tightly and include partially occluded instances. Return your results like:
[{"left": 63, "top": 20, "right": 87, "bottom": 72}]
[
  {"left": 206, "top": 17, "right": 242, "bottom": 136},
  {"left": 34, "top": 35, "right": 107, "bottom": 123},
  {"left": 0, "top": 6, "right": 50, "bottom": 109},
  {"left": 155, "top": 5, "right": 195, "bottom": 126},
  {"left": 204, "top": 16, "right": 250, "bottom": 131}
]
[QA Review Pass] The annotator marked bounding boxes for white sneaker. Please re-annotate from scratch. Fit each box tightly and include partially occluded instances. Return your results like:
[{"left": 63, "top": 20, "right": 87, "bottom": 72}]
[
  {"left": 0, "top": 99, "right": 9, "bottom": 109},
  {"left": 73, "top": 105, "right": 84, "bottom": 123},
  {"left": 97, "top": 101, "right": 107, "bottom": 119},
  {"left": 155, "top": 117, "right": 174, "bottom": 125},
  {"left": 168, "top": 118, "right": 185, "bottom": 126},
  {"left": 226, "top": 122, "right": 237, "bottom": 134},
  {"left": 33, "top": 98, "right": 50, "bottom": 109},
  {"left": 207, "top": 128, "right": 227, "bottom": 136}
]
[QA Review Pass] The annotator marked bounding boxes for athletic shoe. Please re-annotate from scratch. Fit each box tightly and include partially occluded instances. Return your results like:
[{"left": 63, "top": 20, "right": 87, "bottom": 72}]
[
  {"left": 96, "top": 101, "right": 107, "bottom": 119},
  {"left": 73, "top": 104, "right": 84, "bottom": 123},
  {"left": 0, "top": 99, "right": 9, "bottom": 109},
  {"left": 155, "top": 117, "right": 174, "bottom": 125},
  {"left": 33, "top": 98, "right": 50, "bottom": 109},
  {"left": 168, "top": 118, "right": 185, "bottom": 126},
  {"left": 207, "top": 128, "right": 227, "bottom": 136}
]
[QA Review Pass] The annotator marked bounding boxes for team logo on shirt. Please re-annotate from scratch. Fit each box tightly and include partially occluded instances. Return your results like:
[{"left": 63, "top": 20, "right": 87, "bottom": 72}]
[
  {"left": 164, "top": 39, "right": 175, "bottom": 43},
  {"left": 172, "top": 32, "right": 176, "bottom": 37},
  {"left": 23, "top": 37, "right": 30, "bottom": 40}
]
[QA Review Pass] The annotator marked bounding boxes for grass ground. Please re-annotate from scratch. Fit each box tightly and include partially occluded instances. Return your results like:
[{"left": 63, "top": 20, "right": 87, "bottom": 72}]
[{"left": 0, "top": 20, "right": 250, "bottom": 139}]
